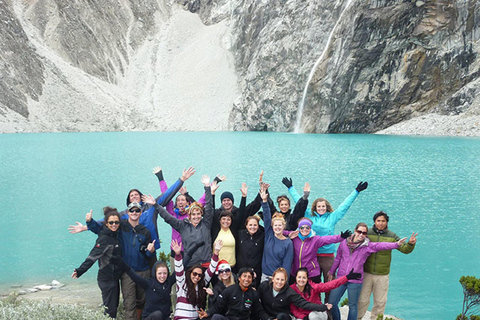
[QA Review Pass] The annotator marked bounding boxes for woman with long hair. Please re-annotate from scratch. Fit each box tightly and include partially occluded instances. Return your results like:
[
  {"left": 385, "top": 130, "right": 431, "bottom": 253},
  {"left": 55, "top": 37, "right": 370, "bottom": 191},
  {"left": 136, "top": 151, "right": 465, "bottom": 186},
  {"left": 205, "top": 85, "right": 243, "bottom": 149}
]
[
  {"left": 327, "top": 222, "right": 406, "bottom": 320},
  {"left": 207, "top": 260, "right": 236, "bottom": 306},
  {"left": 172, "top": 239, "right": 223, "bottom": 320},
  {"left": 290, "top": 268, "right": 360, "bottom": 320},
  {"left": 71, "top": 207, "right": 123, "bottom": 318},
  {"left": 258, "top": 267, "right": 329, "bottom": 320}
]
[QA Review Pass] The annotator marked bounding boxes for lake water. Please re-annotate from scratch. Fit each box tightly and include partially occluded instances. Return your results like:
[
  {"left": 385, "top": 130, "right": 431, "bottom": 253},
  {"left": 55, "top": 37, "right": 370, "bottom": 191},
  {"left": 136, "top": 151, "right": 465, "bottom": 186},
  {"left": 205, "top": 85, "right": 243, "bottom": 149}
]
[{"left": 0, "top": 131, "right": 479, "bottom": 319}]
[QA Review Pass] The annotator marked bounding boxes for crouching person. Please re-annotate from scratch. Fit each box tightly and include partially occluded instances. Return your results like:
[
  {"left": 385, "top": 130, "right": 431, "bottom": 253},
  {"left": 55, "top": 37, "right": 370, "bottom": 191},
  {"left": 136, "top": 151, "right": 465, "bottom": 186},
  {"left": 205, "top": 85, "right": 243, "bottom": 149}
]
[{"left": 197, "top": 267, "right": 269, "bottom": 320}]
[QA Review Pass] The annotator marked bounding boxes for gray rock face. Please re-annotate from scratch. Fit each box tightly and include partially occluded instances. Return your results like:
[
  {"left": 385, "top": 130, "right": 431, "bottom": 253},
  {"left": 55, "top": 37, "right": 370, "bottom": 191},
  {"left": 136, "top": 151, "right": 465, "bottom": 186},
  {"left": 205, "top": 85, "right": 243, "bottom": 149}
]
[
  {"left": 0, "top": 0, "right": 478, "bottom": 135},
  {"left": 293, "top": 0, "right": 480, "bottom": 133},
  {"left": 0, "top": 0, "right": 44, "bottom": 118}
]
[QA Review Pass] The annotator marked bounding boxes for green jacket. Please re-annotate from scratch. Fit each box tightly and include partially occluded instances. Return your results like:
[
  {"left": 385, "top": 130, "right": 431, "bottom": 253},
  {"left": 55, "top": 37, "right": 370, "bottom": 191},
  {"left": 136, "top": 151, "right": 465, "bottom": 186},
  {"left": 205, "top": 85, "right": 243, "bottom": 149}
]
[{"left": 363, "top": 227, "right": 415, "bottom": 275}]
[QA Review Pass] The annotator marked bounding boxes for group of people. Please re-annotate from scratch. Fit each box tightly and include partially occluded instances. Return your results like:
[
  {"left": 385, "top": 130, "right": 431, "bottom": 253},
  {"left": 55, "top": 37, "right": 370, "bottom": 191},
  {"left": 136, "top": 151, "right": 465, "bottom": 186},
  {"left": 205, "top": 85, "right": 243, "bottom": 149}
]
[{"left": 69, "top": 167, "right": 417, "bottom": 320}]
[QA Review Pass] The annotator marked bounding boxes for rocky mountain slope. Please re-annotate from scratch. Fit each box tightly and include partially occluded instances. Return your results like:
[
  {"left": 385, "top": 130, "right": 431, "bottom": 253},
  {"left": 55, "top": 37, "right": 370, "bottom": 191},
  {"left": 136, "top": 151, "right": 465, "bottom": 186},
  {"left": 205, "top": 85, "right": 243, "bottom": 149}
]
[{"left": 0, "top": 0, "right": 478, "bottom": 136}]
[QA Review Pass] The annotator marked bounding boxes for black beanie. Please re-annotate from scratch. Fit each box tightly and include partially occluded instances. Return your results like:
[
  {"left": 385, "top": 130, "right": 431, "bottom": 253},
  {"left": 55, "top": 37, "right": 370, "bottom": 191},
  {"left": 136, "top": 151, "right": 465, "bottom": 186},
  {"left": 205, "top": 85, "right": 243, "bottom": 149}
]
[{"left": 220, "top": 191, "right": 234, "bottom": 203}]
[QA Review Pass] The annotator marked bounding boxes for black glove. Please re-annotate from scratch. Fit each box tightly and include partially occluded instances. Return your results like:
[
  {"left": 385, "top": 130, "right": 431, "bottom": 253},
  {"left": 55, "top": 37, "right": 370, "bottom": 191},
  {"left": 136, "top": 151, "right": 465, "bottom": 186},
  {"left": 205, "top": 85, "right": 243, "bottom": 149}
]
[
  {"left": 110, "top": 256, "right": 130, "bottom": 272},
  {"left": 214, "top": 176, "right": 223, "bottom": 183},
  {"left": 356, "top": 181, "right": 368, "bottom": 192},
  {"left": 155, "top": 170, "right": 164, "bottom": 181},
  {"left": 346, "top": 268, "right": 361, "bottom": 280},
  {"left": 340, "top": 230, "right": 352, "bottom": 239},
  {"left": 282, "top": 177, "right": 293, "bottom": 189}
]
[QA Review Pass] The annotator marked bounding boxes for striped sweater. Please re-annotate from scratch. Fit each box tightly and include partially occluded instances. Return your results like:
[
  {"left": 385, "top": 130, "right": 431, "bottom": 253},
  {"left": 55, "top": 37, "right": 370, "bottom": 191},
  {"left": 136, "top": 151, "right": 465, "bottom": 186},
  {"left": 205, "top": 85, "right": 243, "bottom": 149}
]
[{"left": 174, "top": 252, "right": 218, "bottom": 320}]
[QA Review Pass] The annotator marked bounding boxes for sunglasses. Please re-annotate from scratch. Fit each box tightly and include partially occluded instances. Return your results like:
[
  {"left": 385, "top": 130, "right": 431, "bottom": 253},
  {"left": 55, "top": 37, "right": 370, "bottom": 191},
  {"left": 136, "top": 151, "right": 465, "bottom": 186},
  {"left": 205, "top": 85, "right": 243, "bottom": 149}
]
[
  {"left": 299, "top": 226, "right": 311, "bottom": 230},
  {"left": 192, "top": 272, "right": 203, "bottom": 278},
  {"left": 219, "top": 268, "right": 231, "bottom": 274},
  {"left": 356, "top": 230, "right": 368, "bottom": 235},
  {"left": 107, "top": 221, "right": 120, "bottom": 225},
  {"left": 129, "top": 208, "right": 141, "bottom": 213}
]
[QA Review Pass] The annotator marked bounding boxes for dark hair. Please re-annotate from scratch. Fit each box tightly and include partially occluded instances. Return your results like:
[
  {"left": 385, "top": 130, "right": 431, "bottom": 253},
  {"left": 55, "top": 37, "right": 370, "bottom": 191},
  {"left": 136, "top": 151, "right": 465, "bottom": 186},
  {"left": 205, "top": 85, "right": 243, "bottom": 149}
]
[
  {"left": 355, "top": 222, "right": 368, "bottom": 231},
  {"left": 373, "top": 210, "right": 389, "bottom": 222},
  {"left": 185, "top": 265, "right": 207, "bottom": 309},
  {"left": 295, "top": 268, "right": 313, "bottom": 297},
  {"left": 126, "top": 189, "right": 143, "bottom": 206},
  {"left": 103, "top": 207, "right": 121, "bottom": 226},
  {"left": 310, "top": 198, "right": 333, "bottom": 216},
  {"left": 276, "top": 195, "right": 290, "bottom": 205},
  {"left": 219, "top": 210, "right": 233, "bottom": 221},
  {"left": 237, "top": 267, "right": 255, "bottom": 279}
]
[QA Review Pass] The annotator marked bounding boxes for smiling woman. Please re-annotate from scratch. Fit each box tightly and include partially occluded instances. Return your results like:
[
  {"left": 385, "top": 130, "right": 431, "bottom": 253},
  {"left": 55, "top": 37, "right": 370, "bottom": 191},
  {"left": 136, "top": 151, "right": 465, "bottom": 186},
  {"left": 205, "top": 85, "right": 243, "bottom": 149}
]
[{"left": 71, "top": 207, "right": 123, "bottom": 318}]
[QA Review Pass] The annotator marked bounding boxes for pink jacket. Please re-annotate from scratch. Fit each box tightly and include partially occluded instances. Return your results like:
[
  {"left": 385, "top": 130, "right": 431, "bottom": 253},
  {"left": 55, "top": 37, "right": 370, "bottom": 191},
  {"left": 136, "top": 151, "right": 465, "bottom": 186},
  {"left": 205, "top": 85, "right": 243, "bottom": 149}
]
[{"left": 290, "top": 276, "right": 348, "bottom": 318}]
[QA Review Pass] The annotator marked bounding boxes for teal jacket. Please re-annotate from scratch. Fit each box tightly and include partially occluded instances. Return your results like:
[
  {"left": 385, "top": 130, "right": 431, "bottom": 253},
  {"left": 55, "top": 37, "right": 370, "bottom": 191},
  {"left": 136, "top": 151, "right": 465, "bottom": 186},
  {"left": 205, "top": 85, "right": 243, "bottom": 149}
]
[{"left": 289, "top": 187, "right": 359, "bottom": 254}]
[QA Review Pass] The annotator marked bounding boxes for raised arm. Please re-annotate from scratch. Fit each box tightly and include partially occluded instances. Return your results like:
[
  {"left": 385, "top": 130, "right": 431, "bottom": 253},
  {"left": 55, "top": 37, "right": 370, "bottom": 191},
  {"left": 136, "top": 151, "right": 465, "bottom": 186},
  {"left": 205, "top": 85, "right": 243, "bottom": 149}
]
[
  {"left": 290, "top": 182, "right": 310, "bottom": 229},
  {"left": 398, "top": 232, "right": 417, "bottom": 254}
]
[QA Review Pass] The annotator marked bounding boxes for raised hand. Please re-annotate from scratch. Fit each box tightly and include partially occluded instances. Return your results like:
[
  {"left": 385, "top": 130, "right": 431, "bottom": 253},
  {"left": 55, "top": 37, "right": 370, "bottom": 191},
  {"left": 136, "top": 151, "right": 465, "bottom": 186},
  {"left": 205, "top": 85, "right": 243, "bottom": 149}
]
[
  {"left": 214, "top": 174, "right": 227, "bottom": 183},
  {"left": 240, "top": 182, "right": 248, "bottom": 197},
  {"left": 201, "top": 175, "right": 210, "bottom": 186},
  {"left": 213, "top": 239, "right": 223, "bottom": 254},
  {"left": 86, "top": 210, "right": 92, "bottom": 222},
  {"left": 259, "top": 170, "right": 264, "bottom": 185},
  {"left": 147, "top": 240, "right": 156, "bottom": 253},
  {"left": 181, "top": 167, "right": 196, "bottom": 181},
  {"left": 179, "top": 186, "right": 187, "bottom": 195},
  {"left": 356, "top": 181, "right": 368, "bottom": 192},
  {"left": 340, "top": 230, "right": 352, "bottom": 239},
  {"left": 408, "top": 232, "right": 418, "bottom": 245},
  {"left": 282, "top": 177, "right": 293, "bottom": 189},
  {"left": 142, "top": 194, "right": 156, "bottom": 205},
  {"left": 397, "top": 237, "right": 407, "bottom": 246},
  {"left": 259, "top": 184, "right": 268, "bottom": 202},
  {"left": 68, "top": 222, "right": 87, "bottom": 234},
  {"left": 346, "top": 268, "right": 361, "bottom": 280},
  {"left": 171, "top": 239, "right": 182, "bottom": 255},
  {"left": 152, "top": 166, "right": 163, "bottom": 181},
  {"left": 210, "top": 180, "right": 219, "bottom": 194},
  {"left": 303, "top": 182, "right": 310, "bottom": 193}
]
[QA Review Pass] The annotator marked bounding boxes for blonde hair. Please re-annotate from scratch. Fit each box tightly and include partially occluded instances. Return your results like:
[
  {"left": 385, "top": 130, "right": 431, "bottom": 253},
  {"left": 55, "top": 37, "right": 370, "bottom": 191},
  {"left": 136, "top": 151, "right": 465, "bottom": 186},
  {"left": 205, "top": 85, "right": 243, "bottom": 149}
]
[
  {"left": 271, "top": 212, "right": 286, "bottom": 227},
  {"left": 188, "top": 201, "right": 204, "bottom": 215},
  {"left": 245, "top": 215, "right": 260, "bottom": 227},
  {"left": 271, "top": 267, "right": 288, "bottom": 288}
]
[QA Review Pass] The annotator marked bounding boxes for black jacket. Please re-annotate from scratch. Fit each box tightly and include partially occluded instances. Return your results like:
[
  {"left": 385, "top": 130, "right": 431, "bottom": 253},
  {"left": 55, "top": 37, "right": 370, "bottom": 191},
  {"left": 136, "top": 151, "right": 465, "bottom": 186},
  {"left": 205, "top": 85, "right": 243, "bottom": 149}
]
[
  {"left": 75, "top": 228, "right": 123, "bottom": 281},
  {"left": 236, "top": 227, "right": 264, "bottom": 287},
  {"left": 264, "top": 195, "right": 308, "bottom": 231},
  {"left": 126, "top": 260, "right": 175, "bottom": 320},
  {"left": 206, "top": 283, "right": 269, "bottom": 320},
  {"left": 258, "top": 280, "right": 327, "bottom": 317}
]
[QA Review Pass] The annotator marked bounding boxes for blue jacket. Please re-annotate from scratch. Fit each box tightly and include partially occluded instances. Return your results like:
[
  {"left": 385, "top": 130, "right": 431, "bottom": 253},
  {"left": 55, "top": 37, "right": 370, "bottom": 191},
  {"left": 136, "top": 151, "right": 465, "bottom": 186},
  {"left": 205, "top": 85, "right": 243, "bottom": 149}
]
[
  {"left": 93, "top": 178, "right": 184, "bottom": 250},
  {"left": 261, "top": 202, "right": 293, "bottom": 276},
  {"left": 289, "top": 187, "right": 359, "bottom": 254},
  {"left": 88, "top": 219, "right": 153, "bottom": 272}
]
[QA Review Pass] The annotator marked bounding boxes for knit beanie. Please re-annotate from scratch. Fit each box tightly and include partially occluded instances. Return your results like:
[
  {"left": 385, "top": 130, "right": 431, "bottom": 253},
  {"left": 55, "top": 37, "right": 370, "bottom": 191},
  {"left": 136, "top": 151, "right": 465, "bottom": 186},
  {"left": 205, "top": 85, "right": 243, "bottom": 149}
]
[{"left": 220, "top": 191, "right": 234, "bottom": 203}]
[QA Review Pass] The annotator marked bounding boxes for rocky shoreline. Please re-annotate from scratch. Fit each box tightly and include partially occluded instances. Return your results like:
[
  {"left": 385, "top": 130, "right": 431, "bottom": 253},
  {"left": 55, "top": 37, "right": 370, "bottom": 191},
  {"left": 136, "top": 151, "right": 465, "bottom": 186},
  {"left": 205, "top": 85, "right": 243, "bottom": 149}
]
[{"left": 1, "top": 279, "right": 401, "bottom": 320}]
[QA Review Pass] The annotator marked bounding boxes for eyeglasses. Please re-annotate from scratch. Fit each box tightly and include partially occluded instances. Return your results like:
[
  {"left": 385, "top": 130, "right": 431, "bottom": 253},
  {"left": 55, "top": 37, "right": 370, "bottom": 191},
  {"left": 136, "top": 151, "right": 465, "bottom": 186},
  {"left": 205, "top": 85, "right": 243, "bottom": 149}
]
[
  {"left": 299, "top": 226, "right": 311, "bottom": 230},
  {"left": 107, "top": 221, "right": 120, "bottom": 225},
  {"left": 129, "top": 208, "right": 141, "bottom": 213},
  {"left": 219, "top": 268, "right": 231, "bottom": 274},
  {"left": 192, "top": 272, "right": 203, "bottom": 278},
  {"left": 356, "top": 230, "right": 368, "bottom": 235}
]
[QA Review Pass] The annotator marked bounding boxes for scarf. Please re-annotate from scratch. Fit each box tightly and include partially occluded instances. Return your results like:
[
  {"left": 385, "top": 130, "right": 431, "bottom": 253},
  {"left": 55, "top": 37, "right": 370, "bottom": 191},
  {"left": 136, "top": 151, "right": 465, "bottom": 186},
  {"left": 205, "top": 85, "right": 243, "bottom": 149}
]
[
  {"left": 372, "top": 225, "right": 388, "bottom": 234},
  {"left": 346, "top": 235, "right": 366, "bottom": 253}
]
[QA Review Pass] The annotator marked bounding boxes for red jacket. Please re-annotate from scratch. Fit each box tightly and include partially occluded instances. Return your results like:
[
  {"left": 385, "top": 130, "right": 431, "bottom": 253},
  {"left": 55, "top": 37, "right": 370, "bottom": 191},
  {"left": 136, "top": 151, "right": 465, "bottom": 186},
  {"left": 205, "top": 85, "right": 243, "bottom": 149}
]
[{"left": 289, "top": 276, "right": 348, "bottom": 319}]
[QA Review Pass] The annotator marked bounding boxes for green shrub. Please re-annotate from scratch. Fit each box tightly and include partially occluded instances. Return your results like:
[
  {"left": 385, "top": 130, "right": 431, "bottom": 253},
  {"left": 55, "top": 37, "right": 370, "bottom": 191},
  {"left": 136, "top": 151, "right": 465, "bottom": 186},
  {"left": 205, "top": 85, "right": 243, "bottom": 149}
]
[
  {"left": 158, "top": 250, "right": 171, "bottom": 270},
  {"left": 340, "top": 298, "right": 348, "bottom": 307},
  {"left": 459, "top": 275, "right": 480, "bottom": 318},
  {"left": 0, "top": 293, "right": 111, "bottom": 320}
]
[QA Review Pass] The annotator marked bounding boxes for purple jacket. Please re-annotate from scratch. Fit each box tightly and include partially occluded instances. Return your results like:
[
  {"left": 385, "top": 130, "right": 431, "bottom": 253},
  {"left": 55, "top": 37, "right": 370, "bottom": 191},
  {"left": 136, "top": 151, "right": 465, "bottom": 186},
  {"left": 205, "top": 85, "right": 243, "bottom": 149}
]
[
  {"left": 329, "top": 238, "right": 399, "bottom": 283},
  {"left": 291, "top": 233, "right": 343, "bottom": 278}
]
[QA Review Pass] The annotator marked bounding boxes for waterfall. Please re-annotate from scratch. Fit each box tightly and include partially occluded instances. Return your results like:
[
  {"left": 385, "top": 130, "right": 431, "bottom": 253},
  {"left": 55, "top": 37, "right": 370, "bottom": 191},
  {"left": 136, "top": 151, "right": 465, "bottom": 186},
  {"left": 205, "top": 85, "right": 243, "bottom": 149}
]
[{"left": 293, "top": 0, "right": 354, "bottom": 133}]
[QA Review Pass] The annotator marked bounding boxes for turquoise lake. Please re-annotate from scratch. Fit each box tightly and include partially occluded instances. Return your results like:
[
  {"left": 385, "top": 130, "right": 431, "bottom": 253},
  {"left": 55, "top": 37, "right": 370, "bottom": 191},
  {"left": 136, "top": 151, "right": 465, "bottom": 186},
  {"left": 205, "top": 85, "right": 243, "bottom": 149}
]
[{"left": 0, "top": 131, "right": 479, "bottom": 319}]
